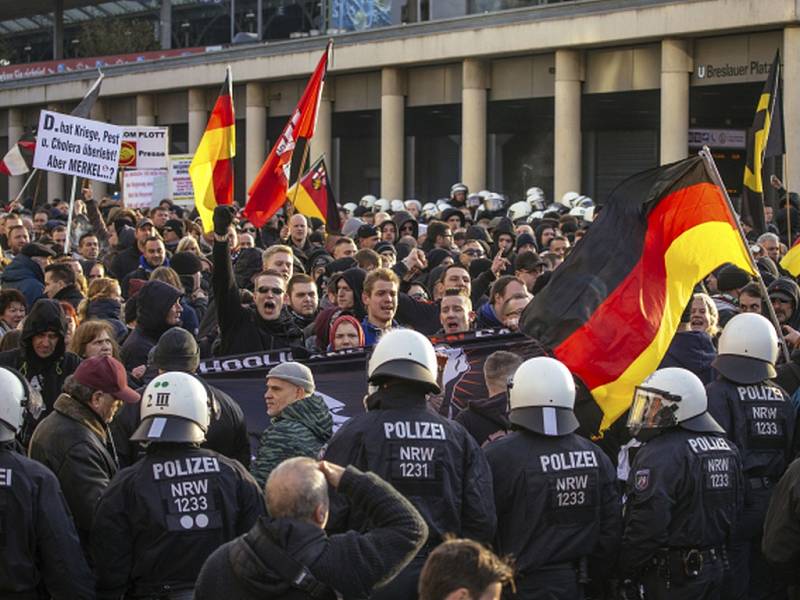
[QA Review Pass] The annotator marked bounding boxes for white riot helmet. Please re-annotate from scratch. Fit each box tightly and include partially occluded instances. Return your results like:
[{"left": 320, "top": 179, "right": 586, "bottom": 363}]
[
  {"left": 575, "top": 195, "right": 594, "bottom": 209},
  {"left": 0, "top": 367, "right": 42, "bottom": 442},
  {"left": 526, "top": 187, "right": 546, "bottom": 211},
  {"left": 360, "top": 194, "right": 377, "bottom": 209},
  {"left": 343, "top": 202, "right": 357, "bottom": 216},
  {"left": 466, "top": 193, "right": 482, "bottom": 208},
  {"left": 584, "top": 206, "right": 595, "bottom": 223},
  {"left": 569, "top": 206, "right": 587, "bottom": 221},
  {"left": 484, "top": 193, "right": 505, "bottom": 213},
  {"left": 450, "top": 182, "right": 468, "bottom": 197},
  {"left": 375, "top": 198, "right": 391, "bottom": 213},
  {"left": 508, "top": 357, "right": 579, "bottom": 436},
  {"left": 527, "top": 210, "right": 545, "bottom": 224},
  {"left": 131, "top": 372, "right": 212, "bottom": 444},
  {"left": 368, "top": 329, "right": 440, "bottom": 393},
  {"left": 508, "top": 201, "right": 532, "bottom": 223},
  {"left": 560, "top": 191, "right": 580, "bottom": 208},
  {"left": 628, "top": 368, "right": 723, "bottom": 437},
  {"left": 390, "top": 199, "right": 405, "bottom": 213},
  {"left": 713, "top": 313, "right": 778, "bottom": 384},
  {"left": 422, "top": 202, "right": 439, "bottom": 220}
]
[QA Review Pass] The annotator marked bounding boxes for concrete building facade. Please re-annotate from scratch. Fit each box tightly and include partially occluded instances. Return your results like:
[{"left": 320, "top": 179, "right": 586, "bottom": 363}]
[{"left": 0, "top": 0, "right": 797, "bottom": 206}]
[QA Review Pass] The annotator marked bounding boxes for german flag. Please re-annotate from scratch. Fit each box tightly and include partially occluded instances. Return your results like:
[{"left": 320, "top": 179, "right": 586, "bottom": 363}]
[
  {"left": 189, "top": 67, "right": 235, "bottom": 232},
  {"left": 286, "top": 157, "right": 341, "bottom": 233},
  {"left": 520, "top": 156, "right": 755, "bottom": 434},
  {"left": 741, "top": 50, "right": 784, "bottom": 236}
]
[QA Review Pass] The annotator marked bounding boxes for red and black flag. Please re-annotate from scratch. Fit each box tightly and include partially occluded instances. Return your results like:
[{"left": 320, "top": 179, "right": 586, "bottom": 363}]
[
  {"left": 286, "top": 157, "right": 341, "bottom": 233},
  {"left": 742, "top": 50, "right": 784, "bottom": 235},
  {"left": 520, "top": 156, "right": 755, "bottom": 434}
]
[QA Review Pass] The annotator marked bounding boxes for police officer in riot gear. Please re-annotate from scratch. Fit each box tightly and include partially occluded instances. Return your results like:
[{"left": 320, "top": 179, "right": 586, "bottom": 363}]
[
  {"left": 0, "top": 366, "right": 95, "bottom": 599},
  {"left": 91, "top": 371, "right": 265, "bottom": 600},
  {"left": 323, "top": 329, "right": 496, "bottom": 600},
  {"left": 484, "top": 356, "right": 620, "bottom": 599},
  {"left": 621, "top": 367, "right": 743, "bottom": 600},
  {"left": 706, "top": 312, "right": 796, "bottom": 599}
]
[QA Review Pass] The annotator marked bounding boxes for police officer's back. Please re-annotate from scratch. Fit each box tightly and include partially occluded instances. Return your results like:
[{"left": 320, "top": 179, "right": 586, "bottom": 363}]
[
  {"left": 621, "top": 368, "right": 743, "bottom": 600},
  {"left": 91, "top": 371, "right": 265, "bottom": 600},
  {"left": 323, "top": 329, "right": 496, "bottom": 600},
  {"left": 484, "top": 357, "right": 620, "bottom": 599},
  {"left": 705, "top": 313, "right": 795, "bottom": 599},
  {"left": 0, "top": 367, "right": 95, "bottom": 599}
]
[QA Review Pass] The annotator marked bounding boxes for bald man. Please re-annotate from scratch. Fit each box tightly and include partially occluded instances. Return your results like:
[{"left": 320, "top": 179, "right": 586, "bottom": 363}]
[{"left": 195, "top": 458, "right": 428, "bottom": 599}]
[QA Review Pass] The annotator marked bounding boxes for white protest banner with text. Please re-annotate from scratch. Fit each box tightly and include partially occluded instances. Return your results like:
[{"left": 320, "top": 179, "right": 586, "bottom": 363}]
[
  {"left": 123, "top": 169, "right": 170, "bottom": 210},
  {"left": 33, "top": 110, "right": 122, "bottom": 184},
  {"left": 119, "top": 126, "right": 169, "bottom": 169},
  {"left": 169, "top": 154, "right": 195, "bottom": 208}
]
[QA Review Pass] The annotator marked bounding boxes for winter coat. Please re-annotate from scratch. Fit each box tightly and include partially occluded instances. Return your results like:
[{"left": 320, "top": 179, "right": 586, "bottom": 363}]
[
  {"left": 28, "top": 393, "right": 119, "bottom": 549},
  {"left": 659, "top": 330, "right": 717, "bottom": 385},
  {"left": 213, "top": 239, "right": 304, "bottom": 356},
  {"left": 475, "top": 301, "right": 503, "bottom": 329},
  {"left": 194, "top": 467, "right": 428, "bottom": 600},
  {"left": 120, "top": 280, "right": 182, "bottom": 371},
  {"left": 1, "top": 254, "right": 45, "bottom": 308},
  {"left": 85, "top": 298, "right": 128, "bottom": 341},
  {"left": 0, "top": 299, "right": 81, "bottom": 420},
  {"left": 455, "top": 392, "right": 510, "bottom": 447},
  {"left": 251, "top": 393, "right": 333, "bottom": 488}
]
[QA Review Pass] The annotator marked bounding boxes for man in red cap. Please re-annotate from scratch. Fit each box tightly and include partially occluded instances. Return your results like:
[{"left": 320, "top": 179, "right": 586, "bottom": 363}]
[{"left": 29, "top": 355, "right": 139, "bottom": 552}]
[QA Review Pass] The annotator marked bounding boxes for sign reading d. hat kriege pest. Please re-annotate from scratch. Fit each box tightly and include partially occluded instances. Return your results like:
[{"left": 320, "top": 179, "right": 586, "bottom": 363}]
[{"left": 33, "top": 110, "right": 123, "bottom": 184}]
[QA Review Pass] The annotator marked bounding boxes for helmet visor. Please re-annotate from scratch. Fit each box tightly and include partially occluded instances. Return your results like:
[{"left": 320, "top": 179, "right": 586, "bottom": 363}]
[
  {"left": 627, "top": 386, "right": 681, "bottom": 435},
  {"left": 484, "top": 196, "right": 504, "bottom": 212}
]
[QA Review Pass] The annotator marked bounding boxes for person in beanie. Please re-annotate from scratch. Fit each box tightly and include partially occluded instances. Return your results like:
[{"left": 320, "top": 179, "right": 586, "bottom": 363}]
[
  {"left": 251, "top": 362, "right": 333, "bottom": 488},
  {"left": 112, "top": 327, "right": 252, "bottom": 468},
  {"left": 1, "top": 242, "right": 55, "bottom": 308},
  {"left": 28, "top": 355, "right": 140, "bottom": 550}
]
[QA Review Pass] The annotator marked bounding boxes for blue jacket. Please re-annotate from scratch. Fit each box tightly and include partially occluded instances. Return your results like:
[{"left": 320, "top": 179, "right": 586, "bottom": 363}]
[
  {"left": 659, "top": 330, "right": 717, "bottom": 385},
  {"left": 1, "top": 255, "right": 45, "bottom": 309},
  {"left": 361, "top": 317, "right": 396, "bottom": 347}
]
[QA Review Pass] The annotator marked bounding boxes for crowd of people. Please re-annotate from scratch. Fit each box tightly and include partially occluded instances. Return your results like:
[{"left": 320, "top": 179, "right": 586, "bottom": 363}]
[{"left": 1, "top": 179, "right": 800, "bottom": 599}]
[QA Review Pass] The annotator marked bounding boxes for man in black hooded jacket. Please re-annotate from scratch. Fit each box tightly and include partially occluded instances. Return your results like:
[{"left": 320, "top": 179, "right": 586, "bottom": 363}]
[
  {"left": 119, "top": 280, "right": 183, "bottom": 372},
  {"left": 212, "top": 206, "right": 304, "bottom": 356},
  {"left": 0, "top": 299, "right": 81, "bottom": 432}
]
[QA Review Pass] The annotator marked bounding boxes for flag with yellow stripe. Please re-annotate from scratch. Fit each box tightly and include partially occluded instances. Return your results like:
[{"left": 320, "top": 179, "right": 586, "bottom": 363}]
[
  {"left": 781, "top": 237, "right": 800, "bottom": 277},
  {"left": 521, "top": 156, "right": 756, "bottom": 434},
  {"left": 741, "top": 50, "right": 784, "bottom": 235},
  {"left": 286, "top": 157, "right": 341, "bottom": 233},
  {"left": 190, "top": 67, "right": 235, "bottom": 232}
]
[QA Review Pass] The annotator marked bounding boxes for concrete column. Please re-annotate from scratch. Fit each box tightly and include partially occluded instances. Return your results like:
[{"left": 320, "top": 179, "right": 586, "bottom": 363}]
[
  {"left": 381, "top": 68, "right": 405, "bottom": 200},
  {"left": 554, "top": 49, "right": 583, "bottom": 201},
  {"left": 136, "top": 94, "right": 156, "bottom": 126},
  {"left": 47, "top": 104, "right": 65, "bottom": 202},
  {"left": 6, "top": 108, "right": 23, "bottom": 201},
  {"left": 53, "top": 0, "right": 64, "bottom": 60},
  {"left": 89, "top": 100, "right": 108, "bottom": 200},
  {"left": 785, "top": 28, "right": 800, "bottom": 191},
  {"left": 462, "top": 59, "right": 488, "bottom": 192},
  {"left": 310, "top": 85, "right": 333, "bottom": 169},
  {"left": 660, "top": 39, "right": 692, "bottom": 165},
  {"left": 188, "top": 88, "right": 207, "bottom": 153},
  {"left": 245, "top": 82, "right": 267, "bottom": 189},
  {"left": 160, "top": 0, "right": 172, "bottom": 50}
]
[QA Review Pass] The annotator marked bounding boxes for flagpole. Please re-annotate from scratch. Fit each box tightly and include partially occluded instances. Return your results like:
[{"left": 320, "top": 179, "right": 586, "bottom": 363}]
[
  {"left": 785, "top": 154, "right": 792, "bottom": 244},
  {"left": 64, "top": 175, "right": 78, "bottom": 255},
  {"left": 11, "top": 168, "right": 39, "bottom": 206},
  {"left": 700, "top": 145, "right": 791, "bottom": 362}
]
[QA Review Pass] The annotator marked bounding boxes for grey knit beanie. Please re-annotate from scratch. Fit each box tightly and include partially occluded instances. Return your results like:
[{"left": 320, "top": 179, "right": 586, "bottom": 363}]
[{"left": 267, "top": 362, "right": 315, "bottom": 394}]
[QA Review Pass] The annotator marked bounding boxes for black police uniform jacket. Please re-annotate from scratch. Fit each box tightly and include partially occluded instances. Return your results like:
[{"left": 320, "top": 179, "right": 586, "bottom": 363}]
[
  {"left": 484, "top": 429, "right": 621, "bottom": 576},
  {"left": 91, "top": 443, "right": 265, "bottom": 599},
  {"left": 0, "top": 443, "right": 95, "bottom": 599},
  {"left": 323, "top": 384, "right": 496, "bottom": 546},
  {"left": 620, "top": 428, "right": 743, "bottom": 574}
]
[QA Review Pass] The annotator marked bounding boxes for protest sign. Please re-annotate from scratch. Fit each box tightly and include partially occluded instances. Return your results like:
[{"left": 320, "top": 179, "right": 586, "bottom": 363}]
[
  {"left": 123, "top": 169, "right": 170, "bottom": 209},
  {"left": 33, "top": 110, "right": 122, "bottom": 184},
  {"left": 119, "top": 126, "right": 169, "bottom": 169},
  {"left": 169, "top": 154, "right": 195, "bottom": 208}
]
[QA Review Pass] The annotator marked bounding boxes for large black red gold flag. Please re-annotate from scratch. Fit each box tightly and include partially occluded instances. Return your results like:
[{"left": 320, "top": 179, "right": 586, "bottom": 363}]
[
  {"left": 520, "top": 156, "right": 755, "bottom": 434},
  {"left": 742, "top": 50, "right": 784, "bottom": 235}
]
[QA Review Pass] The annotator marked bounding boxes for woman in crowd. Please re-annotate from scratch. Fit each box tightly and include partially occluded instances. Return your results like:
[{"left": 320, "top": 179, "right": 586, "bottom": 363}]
[
  {"left": 59, "top": 301, "right": 79, "bottom": 349},
  {"left": 69, "top": 319, "right": 120, "bottom": 360},
  {"left": 79, "top": 277, "right": 127, "bottom": 341},
  {"left": 690, "top": 292, "right": 721, "bottom": 339},
  {"left": 329, "top": 314, "right": 365, "bottom": 351},
  {"left": 0, "top": 288, "right": 26, "bottom": 340}
]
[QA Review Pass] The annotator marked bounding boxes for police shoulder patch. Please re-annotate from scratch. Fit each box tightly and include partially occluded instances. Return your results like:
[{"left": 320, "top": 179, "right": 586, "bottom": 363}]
[{"left": 634, "top": 468, "right": 650, "bottom": 492}]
